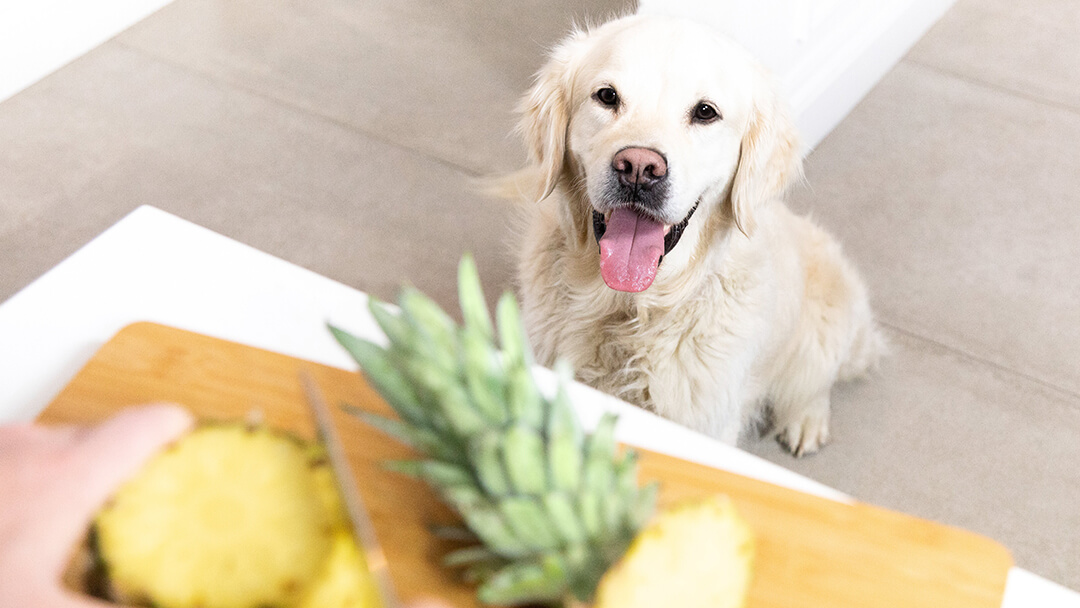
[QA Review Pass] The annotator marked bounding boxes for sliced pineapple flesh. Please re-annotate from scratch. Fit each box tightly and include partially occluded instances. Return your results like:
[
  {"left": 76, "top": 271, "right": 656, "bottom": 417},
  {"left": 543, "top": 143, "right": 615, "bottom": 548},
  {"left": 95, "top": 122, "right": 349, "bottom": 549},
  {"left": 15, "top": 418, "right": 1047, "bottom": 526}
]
[
  {"left": 93, "top": 423, "right": 378, "bottom": 608},
  {"left": 592, "top": 495, "right": 755, "bottom": 608},
  {"left": 298, "top": 531, "right": 383, "bottom": 608}
]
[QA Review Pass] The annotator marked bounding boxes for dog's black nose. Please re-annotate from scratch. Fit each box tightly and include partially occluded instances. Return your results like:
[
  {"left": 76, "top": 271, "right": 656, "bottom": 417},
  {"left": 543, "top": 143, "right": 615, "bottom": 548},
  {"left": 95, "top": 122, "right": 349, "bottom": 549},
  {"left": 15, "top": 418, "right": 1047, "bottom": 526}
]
[{"left": 612, "top": 147, "right": 667, "bottom": 190}]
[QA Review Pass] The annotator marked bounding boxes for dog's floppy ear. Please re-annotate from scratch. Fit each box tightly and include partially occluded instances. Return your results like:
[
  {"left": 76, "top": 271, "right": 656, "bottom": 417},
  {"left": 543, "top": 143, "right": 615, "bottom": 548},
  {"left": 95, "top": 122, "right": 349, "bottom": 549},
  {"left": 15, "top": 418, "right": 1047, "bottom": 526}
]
[
  {"left": 518, "top": 31, "right": 587, "bottom": 202},
  {"left": 729, "top": 68, "right": 803, "bottom": 237}
]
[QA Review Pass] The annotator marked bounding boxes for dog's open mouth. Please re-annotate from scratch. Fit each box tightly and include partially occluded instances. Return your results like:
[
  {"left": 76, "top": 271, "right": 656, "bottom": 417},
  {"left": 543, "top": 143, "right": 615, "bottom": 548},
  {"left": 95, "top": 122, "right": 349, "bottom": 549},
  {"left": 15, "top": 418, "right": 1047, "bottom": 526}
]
[{"left": 592, "top": 201, "right": 699, "bottom": 292}]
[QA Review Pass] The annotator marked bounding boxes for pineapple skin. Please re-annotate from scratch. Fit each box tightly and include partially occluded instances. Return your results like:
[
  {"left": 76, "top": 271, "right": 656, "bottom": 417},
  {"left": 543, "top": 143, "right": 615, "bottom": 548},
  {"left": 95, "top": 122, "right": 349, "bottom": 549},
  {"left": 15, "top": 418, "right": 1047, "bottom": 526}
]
[
  {"left": 94, "top": 424, "right": 336, "bottom": 608},
  {"left": 590, "top": 495, "right": 755, "bottom": 608}
]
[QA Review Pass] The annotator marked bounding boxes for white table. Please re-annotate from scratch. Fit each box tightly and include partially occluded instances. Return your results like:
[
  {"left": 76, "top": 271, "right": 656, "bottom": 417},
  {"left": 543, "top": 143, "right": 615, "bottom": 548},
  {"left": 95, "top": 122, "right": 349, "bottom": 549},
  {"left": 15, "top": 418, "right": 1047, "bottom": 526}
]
[
  {"left": 1, "top": 206, "right": 1075, "bottom": 606},
  {"left": 0, "top": 0, "right": 175, "bottom": 103}
]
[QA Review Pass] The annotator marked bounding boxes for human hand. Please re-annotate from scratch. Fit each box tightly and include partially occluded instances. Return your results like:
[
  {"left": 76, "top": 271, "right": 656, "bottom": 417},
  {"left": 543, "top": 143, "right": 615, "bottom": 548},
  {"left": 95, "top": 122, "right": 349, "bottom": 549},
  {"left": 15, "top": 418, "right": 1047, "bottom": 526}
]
[
  {"left": 0, "top": 406, "right": 454, "bottom": 608},
  {"left": 0, "top": 405, "right": 194, "bottom": 607}
]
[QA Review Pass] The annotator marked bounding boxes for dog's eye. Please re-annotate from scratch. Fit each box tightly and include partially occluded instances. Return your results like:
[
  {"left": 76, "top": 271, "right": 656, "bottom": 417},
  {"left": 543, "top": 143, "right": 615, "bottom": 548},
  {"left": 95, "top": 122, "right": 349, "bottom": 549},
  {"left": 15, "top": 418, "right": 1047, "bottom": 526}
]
[
  {"left": 594, "top": 87, "right": 620, "bottom": 109},
  {"left": 691, "top": 102, "right": 721, "bottom": 124}
]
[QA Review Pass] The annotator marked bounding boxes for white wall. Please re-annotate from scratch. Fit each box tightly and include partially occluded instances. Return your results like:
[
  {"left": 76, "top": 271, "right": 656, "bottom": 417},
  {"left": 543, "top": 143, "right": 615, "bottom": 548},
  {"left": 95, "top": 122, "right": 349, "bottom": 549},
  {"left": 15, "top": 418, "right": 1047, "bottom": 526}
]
[
  {"left": 637, "top": 0, "right": 957, "bottom": 149},
  {"left": 0, "top": 0, "right": 174, "bottom": 103}
]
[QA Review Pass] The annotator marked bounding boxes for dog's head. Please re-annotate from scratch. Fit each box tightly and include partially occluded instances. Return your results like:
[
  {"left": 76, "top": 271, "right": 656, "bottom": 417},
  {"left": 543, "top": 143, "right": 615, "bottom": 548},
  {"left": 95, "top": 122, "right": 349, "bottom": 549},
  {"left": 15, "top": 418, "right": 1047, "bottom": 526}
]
[{"left": 518, "top": 16, "right": 802, "bottom": 292}]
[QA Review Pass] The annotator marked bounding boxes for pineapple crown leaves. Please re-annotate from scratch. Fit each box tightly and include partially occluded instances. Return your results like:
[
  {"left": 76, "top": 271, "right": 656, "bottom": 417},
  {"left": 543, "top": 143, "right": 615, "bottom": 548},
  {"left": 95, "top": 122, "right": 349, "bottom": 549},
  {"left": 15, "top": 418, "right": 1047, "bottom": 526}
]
[{"left": 329, "top": 253, "right": 658, "bottom": 606}]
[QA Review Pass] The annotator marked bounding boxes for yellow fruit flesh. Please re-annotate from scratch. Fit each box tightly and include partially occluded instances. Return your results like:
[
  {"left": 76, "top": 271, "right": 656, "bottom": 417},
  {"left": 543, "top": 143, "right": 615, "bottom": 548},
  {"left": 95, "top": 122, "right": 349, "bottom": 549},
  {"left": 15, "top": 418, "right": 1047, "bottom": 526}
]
[
  {"left": 95, "top": 425, "right": 334, "bottom": 608},
  {"left": 592, "top": 495, "right": 755, "bottom": 608},
  {"left": 305, "top": 461, "right": 382, "bottom": 608},
  {"left": 297, "top": 532, "right": 383, "bottom": 608},
  {"left": 312, "top": 461, "right": 350, "bottom": 532}
]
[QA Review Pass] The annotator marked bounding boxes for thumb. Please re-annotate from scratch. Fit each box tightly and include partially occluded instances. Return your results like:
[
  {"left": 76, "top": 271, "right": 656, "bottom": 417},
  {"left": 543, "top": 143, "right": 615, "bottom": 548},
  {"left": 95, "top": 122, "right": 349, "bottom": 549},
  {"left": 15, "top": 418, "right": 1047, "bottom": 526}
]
[
  {"left": 0, "top": 405, "right": 193, "bottom": 608},
  {"left": 38, "top": 405, "right": 194, "bottom": 581},
  {"left": 40, "top": 588, "right": 140, "bottom": 608},
  {"left": 58, "top": 404, "right": 194, "bottom": 528}
]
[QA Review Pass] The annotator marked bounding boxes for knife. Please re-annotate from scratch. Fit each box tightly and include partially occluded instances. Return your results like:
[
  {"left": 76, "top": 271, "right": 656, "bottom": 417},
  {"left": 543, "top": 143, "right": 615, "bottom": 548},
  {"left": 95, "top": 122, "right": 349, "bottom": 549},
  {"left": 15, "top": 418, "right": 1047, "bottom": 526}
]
[{"left": 299, "top": 370, "right": 403, "bottom": 608}]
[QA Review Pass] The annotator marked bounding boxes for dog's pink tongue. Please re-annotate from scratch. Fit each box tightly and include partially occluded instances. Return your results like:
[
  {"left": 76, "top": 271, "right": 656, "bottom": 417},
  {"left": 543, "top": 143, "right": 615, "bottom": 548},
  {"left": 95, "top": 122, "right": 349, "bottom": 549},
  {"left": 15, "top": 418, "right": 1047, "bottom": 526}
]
[{"left": 599, "top": 207, "right": 665, "bottom": 292}]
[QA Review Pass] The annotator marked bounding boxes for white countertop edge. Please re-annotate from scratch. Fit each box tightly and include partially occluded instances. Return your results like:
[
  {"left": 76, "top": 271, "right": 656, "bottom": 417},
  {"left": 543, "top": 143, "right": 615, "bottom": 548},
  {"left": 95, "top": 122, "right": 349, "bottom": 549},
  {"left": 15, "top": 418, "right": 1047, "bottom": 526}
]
[
  {"left": 0, "top": 206, "right": 376, "bottom": 421},
  {"left": 1003, "top": 568, "right": 1080, "bottom": 607},
  {"left": 0, "top": 0, "right": 175, "bottom": 103}
]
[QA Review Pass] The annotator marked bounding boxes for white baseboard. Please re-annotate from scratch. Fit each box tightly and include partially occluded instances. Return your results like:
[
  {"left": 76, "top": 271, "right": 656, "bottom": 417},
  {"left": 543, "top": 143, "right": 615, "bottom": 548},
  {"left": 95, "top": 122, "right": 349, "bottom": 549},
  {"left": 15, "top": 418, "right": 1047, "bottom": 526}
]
[
  {"left": 0, "top": 0, "right": 174, "bottom": 104},
  {"left": 637, "top": 0, "right": 957, "bottom": 149},
  {"left": 788, "top": 0, "right": 957, "bottom": 148}
]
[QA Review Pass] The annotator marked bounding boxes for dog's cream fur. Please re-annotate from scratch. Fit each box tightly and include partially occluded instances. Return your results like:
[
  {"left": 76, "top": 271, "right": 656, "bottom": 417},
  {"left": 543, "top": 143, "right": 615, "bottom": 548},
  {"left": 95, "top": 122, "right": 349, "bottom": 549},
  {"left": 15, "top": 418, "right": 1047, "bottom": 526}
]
[{"left": 509, "top": 15, "right": 884, "bottom": 456}]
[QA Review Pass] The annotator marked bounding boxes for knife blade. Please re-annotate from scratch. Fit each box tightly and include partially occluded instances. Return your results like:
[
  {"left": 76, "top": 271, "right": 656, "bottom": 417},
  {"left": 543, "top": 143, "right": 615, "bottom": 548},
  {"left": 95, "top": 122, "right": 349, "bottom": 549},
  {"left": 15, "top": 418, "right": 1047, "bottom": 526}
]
[{"left": 299, "top": 370, "right": 402, "bottom": 608}]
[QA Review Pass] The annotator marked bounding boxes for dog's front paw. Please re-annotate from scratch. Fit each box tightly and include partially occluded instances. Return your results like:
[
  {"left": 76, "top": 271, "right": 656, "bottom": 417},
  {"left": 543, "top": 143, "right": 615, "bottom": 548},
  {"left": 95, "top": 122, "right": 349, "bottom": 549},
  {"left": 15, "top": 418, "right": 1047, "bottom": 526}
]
[{"left": 776, "top": 407, "right": 830, "bottom": 458}]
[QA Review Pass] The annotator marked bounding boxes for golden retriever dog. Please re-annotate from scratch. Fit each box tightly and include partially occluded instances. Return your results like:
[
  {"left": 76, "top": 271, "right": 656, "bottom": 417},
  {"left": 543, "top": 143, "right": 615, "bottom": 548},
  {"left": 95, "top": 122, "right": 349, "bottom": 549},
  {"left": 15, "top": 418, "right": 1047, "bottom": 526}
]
[{"left": 507, "top": 15, "right": 884, "bottom": 456}]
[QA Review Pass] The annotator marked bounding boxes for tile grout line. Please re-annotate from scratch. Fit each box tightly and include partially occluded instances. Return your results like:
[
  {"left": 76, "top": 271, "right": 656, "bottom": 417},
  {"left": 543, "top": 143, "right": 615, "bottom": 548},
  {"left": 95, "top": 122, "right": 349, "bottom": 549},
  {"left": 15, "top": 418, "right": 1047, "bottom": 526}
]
[
  {"left": 109, "top": 39, "right": 490, "bottom": 180},
  {"left": 877, "top": 319, "right": 1080, "bottom": 404},
  {"left": 902, "top": 58, "right": 1080, "bottom": 119}
]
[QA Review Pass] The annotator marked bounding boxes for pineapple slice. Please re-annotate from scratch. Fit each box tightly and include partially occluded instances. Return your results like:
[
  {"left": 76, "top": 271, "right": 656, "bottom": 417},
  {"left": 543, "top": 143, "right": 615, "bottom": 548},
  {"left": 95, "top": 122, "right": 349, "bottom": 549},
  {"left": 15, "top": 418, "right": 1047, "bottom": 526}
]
[
  {"left": 94, "top": 424, "right": 335, "bottom": 608},
  {"left": 591, "top": 495, "right": 755, "bottom": 608},
  {"left": 296, "top": 531, "right": 383, "bottom": 608},
  {"left": 311, "top": 451, "right": 350, "bottom": 532},
  {"left": 301, "top": 454, "right": 383, "bottom": 608}
]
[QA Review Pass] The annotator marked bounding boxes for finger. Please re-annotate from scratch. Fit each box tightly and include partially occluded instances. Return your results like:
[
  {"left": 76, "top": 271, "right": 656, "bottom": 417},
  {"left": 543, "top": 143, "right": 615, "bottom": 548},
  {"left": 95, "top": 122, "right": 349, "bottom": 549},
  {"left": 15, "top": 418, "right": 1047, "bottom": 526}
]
[
  {"left": 29, "top": 405, "right": 194, "bottom": 579},
  {"left": 0, "top": 423, "right": 81, "bottom": 462},
  {"left": 8, "top": 577, "right": 173, "bottom": 608},
  {"left": 39, "top": 588, "right": 134, "bottom": 608},
  {"left": 61, "top": 404, "right": 194, "bottom": 523}
]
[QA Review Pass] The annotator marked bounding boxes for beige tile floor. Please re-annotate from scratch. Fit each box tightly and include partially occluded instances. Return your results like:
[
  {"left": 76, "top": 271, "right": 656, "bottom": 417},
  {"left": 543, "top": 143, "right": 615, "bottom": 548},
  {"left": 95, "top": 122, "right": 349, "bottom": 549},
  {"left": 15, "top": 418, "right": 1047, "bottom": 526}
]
[{"left": 2, "top": 0, "right": 1078, "bottom": 590}]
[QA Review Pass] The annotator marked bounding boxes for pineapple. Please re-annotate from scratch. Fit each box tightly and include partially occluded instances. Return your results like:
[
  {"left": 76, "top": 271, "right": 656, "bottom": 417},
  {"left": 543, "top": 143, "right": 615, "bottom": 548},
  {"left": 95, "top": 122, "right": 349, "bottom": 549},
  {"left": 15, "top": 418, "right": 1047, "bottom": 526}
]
[
  {"left": 92, "top": 424, "right": 378, "bottom": 608},
  {"left": 297, "top": 531, "right": 383, "bottom": 608},
  {"left": 590, "top": 495, "right": 754, "bottom": 608},
  {"left": 331, "top": 254, "right": 754, "bottom": 607}
]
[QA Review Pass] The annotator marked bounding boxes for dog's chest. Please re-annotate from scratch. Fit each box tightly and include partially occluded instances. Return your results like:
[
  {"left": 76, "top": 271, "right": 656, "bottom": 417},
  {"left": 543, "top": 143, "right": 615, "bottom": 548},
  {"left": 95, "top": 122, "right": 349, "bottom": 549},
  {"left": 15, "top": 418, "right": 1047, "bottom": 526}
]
[{"left": 565, "top": 303, "right": 742, "bottom": 414}]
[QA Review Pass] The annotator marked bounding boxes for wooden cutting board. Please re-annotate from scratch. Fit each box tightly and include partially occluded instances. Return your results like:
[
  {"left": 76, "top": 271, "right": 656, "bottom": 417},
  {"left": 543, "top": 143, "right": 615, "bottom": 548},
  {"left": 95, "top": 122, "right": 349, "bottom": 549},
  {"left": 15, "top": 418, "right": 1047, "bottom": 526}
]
[{"left": 40, "top": 322, "right": 1012, "bottom": 607}]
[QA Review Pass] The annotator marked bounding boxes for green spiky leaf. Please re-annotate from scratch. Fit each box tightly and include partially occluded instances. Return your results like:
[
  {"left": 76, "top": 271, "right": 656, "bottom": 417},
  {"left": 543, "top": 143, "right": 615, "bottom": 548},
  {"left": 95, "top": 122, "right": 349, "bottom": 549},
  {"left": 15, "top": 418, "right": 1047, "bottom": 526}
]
[{"left": 331, "top": 256, "right": 659, "bottom": 606}]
